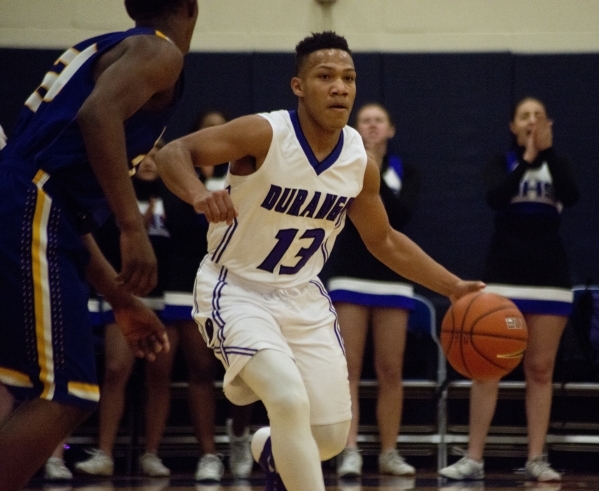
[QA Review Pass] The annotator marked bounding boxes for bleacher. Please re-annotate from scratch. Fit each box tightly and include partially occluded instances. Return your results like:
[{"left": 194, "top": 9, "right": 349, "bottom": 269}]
[{"left": 68, "top": 289, "right": 599, "bottom": 474}]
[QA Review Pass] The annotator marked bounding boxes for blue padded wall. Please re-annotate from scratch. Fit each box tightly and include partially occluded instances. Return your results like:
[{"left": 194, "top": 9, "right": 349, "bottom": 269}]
[{"left": 1, "top": 49, "right": 597, "bottom": 295}]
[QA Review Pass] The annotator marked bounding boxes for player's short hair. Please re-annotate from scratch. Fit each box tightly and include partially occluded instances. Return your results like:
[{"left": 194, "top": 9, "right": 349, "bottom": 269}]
[
  {"left": 295, "top": 31, "right": 351, "bottom": 75},
  {"left": 125, "top": 0, "right": 192, "bottom": 21}
]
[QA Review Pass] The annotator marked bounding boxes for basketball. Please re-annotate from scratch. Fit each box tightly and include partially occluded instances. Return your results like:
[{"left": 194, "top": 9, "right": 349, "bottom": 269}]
[{"left": 441, "top": 291, "right": 528, "bottom": 381}]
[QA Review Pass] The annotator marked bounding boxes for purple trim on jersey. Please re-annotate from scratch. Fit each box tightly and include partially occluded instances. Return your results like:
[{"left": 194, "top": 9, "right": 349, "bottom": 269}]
[
  {"left": 212, "top": 218, "right": 238, "bottom": 263},
  {"left": 223, "top": 347, "right": 258, "bottom": 356},
  {"left": 320, "top": 242, "right": 329, "bottom": 266},
  {"left": 510, "top": 298, "right": 572, "bottom": 316},
  {"left": 289, "top": 110, "right": 344, "bottom": 176},
  {"left": 192, "top": 275, "right": 200, "bottom": 322},
  {"left": 211, "top": 266, "right": 229, "bottom": 365},
  {"left": 208, "top": 265, "right": 258, "bottom": 364},
  {"left": 310, "top": 278, "right": 345, "bottom": 356},
  {"left": 329, "top": 289, "right": 415, "bottom": 309}
]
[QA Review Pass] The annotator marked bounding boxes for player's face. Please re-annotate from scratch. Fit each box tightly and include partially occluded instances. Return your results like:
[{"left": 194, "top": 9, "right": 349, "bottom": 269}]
[
  {"left": 292, "top": 49, "right": 356, "bottom": 131},
  {"left": 510, "top": 99, "right": 547, "bottom": 147},
  {"left": 356, "top": 105, "right": 395, "bottom": 148}
]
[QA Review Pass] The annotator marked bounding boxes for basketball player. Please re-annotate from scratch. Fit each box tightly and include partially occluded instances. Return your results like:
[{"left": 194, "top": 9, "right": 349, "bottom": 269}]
[
  {"left": 0, "top": 1, "right": 198, "bottom": 489},
  {"left": 155, "top": 32, "right": 484, "bottom": 491}
]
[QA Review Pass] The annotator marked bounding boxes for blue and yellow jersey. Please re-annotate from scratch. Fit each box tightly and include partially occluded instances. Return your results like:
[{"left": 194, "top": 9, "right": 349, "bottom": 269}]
[{"left": 1, "top": 27, "right": 182, "bottom": 231}]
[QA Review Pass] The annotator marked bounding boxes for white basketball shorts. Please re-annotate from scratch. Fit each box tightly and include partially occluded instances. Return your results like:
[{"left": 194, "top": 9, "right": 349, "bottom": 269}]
[{"left": 192, "top": 258, "right": 351, "bottom": 425}]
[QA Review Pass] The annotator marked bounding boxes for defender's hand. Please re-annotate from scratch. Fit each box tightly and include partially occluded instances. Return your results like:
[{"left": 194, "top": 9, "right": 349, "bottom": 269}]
[
  {"left": 116, "top": 227, "right": 158, "bottom": 296},
  {"left": 113, "top": 296, "right": 170, "bottom": 361}
]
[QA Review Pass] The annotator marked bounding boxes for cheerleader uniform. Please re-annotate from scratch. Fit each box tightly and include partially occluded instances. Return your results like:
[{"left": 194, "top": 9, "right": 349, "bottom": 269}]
[
  {"left": 327, "top": 154, "right": 420, "bottom": 310},
  {"left": 482, "top": 147, "right": 579, "bottom": 315}
]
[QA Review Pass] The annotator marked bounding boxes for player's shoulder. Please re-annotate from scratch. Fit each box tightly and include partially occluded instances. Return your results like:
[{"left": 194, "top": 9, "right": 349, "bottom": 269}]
[
  {"left": 222, "top": 114, "right": 273, "bottom": 159},
  {"left": 230, "top": 113, "right": 273, "bottom": 136},
  {"left": 343, "top": 122, "right": 362, "bottom": 140},
  {"left": 118, "top": 29, "right": 183, "bottom": 67},
  {"left": 343, "top": 124, "right": 367, "bottom": 153},
  {"left": 255, "top": 109, "right": 291, "bottom": 128}
]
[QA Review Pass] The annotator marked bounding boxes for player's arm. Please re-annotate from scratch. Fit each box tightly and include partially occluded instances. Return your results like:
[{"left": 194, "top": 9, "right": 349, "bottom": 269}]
[
  {"left": 155, "top": 115, "right": 272, "bottom": 224},
  {"left": 348, "top": 157, "right": 484, "bottom": 302},
  {"left": 82, "top": 234, "right": 169, "bottom": 361},
  {"left": 77, "top": 36, "right": 183, "bottom": 296}
]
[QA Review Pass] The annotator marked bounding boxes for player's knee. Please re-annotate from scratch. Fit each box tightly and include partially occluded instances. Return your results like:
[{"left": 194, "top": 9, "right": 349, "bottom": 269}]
[
  {"left": 267, "top": 390, "right": 310, "bottom": 421},
  {"left": 311, "top": 420, "right": 350, "bottom": 461}
]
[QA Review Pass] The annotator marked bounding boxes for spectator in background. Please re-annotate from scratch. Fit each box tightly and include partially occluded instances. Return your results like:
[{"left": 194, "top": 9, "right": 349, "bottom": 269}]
[
  {"left": 327, "top": 103, "right": 420, "bottom": 478},
  {"left": 439, "top": 97, "right": 579, "bottom": 482},
  {"left": 75, "top": 144, "right": 175, "bottom": 478},
  {"left": 161, "top": 110, "right": 254, "bottom": 482}
]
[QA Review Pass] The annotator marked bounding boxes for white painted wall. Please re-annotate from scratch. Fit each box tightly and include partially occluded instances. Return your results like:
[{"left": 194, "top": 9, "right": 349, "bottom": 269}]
[{"left": 1, "top": 0, "right": 599, "bottom": 53}]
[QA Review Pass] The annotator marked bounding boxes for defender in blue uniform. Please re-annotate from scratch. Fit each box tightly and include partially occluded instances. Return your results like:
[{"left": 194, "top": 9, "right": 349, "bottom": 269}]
[{"left": 0, "top": 1, "right": 198, "bottom": 489}]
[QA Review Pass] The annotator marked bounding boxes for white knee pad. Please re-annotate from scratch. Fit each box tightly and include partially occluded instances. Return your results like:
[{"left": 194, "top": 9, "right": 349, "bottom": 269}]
[
  {"left": 250, "top": 426, "right": 271, "bottom": 462},
  {"left": 311, "top": 420, "right": 351, "bottom": 461}
]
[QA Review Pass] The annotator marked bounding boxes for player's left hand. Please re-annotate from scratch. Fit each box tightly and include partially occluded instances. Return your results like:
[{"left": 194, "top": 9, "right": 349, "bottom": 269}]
[
  {"left": 112, "top": 296, "right": 170, "bottom": 361},
  {"left": 449, "top": 280, "right": 486, "bottom": 304}
]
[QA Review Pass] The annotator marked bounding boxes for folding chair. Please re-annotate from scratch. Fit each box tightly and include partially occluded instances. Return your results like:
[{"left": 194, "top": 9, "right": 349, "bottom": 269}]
[{"left": 407, "top": 293, "right": 448, "bottom": 470}]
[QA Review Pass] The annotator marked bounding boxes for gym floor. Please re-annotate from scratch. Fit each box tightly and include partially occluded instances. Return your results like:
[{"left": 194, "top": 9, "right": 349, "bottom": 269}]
[{"left": 22, "top": 468, "right": 599, "bottom": 491}]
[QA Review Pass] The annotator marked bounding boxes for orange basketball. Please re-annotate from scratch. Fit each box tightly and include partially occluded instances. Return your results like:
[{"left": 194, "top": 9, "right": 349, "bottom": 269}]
[{"left": 441, "top": 291, "right": 528, "bottom": 381}]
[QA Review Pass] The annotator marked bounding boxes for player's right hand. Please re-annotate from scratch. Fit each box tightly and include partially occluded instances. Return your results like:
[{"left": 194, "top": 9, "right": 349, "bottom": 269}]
[
  {"left": 193, "top": 189, "right": 238, "bottom": 224},
  {"left": 116, "top": 227, "right": 158, "bottom": 296},
  {"left": 449, "top": 280, "right": 486, "bottom": 304}
]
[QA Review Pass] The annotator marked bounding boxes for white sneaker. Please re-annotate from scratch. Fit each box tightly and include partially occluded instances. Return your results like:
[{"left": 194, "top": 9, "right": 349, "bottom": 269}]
[
  {"left": 337, "top": 447, "right": 362, "bottom": 477},
  {"left": 525, "top": 455, "right": 561, "bottom": 482},
  {"left": 439, "top": 456, "right": 484, "bottom": 480},
  {"left": 140, "top": 452, "right": 170, "bottom": 477},
  {"left": 379, "top": 450, "right": 416, "bottom": 476},
  {"left": 226, "top": 419, "right": 253, "bottom": 479},
  {"left": 195, "top": 454, "right": 224, "bottom": 482},
  {"left": 74, "top": 449, "right": 114, "bottom": 476},
  {"left": 44, "top": 457, "right": 73, "bottom": 480}
]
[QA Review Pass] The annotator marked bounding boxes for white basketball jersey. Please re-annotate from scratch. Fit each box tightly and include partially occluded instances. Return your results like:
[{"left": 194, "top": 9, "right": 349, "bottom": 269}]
[{"left": 206, "top": 109, "right": 368, "bottom": 288}]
